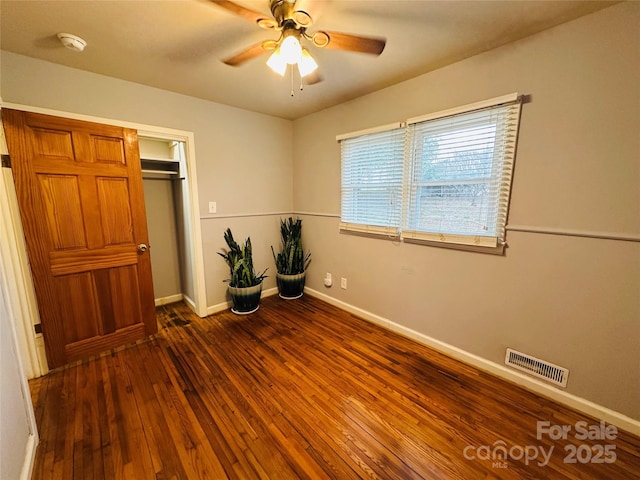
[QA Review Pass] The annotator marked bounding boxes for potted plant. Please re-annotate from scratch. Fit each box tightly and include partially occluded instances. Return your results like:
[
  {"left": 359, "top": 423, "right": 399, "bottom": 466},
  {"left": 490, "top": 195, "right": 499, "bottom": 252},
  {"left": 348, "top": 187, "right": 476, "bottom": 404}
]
[
  {"left": 218, "top": 228, "right": 267, "bottom": 314},
  {"left": 271, "top": 217, "right": 311, "bottom": 299}
]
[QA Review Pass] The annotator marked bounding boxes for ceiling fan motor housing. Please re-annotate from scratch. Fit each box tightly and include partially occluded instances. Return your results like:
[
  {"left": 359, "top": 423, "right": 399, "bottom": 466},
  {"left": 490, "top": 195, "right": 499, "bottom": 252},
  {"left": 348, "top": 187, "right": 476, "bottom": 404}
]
[{"left": 270, "top": 0, "right": 294, "bottom": 25}]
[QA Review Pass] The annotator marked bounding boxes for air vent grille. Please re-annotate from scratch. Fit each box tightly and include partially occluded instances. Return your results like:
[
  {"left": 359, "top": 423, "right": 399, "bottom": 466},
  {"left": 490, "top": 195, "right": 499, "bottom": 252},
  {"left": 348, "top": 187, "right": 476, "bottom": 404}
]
[{"left": 505, "top": 348, "right": 569, "bottom": 388}]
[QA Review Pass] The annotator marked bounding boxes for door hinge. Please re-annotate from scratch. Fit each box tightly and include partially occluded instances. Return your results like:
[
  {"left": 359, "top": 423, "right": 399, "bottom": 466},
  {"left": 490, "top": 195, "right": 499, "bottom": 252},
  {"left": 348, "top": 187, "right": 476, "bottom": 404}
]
[
  {"left": 1, "top": 154, "right": 10, "bottom": 169},
  {"left": 34, "top": 323, "right": 42, "bottom": 335}
]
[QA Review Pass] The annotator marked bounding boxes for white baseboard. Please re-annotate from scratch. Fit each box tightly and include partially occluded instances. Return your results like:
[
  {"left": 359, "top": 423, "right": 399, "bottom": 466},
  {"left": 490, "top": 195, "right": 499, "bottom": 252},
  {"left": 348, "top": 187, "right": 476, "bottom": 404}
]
[
  {"left": 154, "top": 293, "right": 184, "bottom": 307},
  {"left": 182, "top": 294, "right": 200, "bottom": 317},
  {"left": 304, "top": 287, "right": 640, "bottom": 437},
  {"left": 261, "top": 287, "right": 279, "bottom": 298},
  {"left": 20, "top": 433, "right": 38, "bottom": 480},
  {"left": 206, "top": 287, "right": 279, "bottom": 316}
]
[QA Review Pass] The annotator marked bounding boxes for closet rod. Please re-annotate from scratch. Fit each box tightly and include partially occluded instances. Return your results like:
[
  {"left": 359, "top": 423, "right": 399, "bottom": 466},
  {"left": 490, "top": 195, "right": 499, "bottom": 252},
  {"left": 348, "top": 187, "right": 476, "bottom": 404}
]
[{"left": 141, "top": 169, "right": 178, "bottom": 175}]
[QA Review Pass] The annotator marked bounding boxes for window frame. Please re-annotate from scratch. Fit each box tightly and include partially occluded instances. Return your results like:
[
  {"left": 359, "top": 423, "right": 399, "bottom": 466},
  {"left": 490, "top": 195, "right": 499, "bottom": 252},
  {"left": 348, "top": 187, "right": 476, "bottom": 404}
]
[{"left": 338, "top": 93, "right": 523, "bottom": 254}]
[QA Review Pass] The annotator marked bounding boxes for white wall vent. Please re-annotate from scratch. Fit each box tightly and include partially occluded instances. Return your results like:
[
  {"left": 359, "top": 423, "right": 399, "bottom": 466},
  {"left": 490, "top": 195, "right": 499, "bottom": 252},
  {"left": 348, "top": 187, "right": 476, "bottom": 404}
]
[{"left": 505, "top": 348, "right": 569, "bottom": 388}]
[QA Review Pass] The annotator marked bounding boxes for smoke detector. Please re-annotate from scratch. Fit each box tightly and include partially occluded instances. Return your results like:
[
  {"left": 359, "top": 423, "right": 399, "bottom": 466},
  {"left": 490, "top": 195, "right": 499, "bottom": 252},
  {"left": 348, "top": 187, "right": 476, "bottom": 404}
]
[{"left": 57, "top": 33, "right": 87, "bottom": 52}]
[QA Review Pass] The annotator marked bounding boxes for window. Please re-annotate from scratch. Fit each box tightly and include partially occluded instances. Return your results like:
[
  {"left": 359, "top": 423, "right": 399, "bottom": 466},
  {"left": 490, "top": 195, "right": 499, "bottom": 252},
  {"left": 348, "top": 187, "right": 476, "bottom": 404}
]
[
  {"left": 338, "top": 94, "right": 522, "bottom": 253},
  {"left": 339, "top": 124, "right": 405, "bottom": 236}
]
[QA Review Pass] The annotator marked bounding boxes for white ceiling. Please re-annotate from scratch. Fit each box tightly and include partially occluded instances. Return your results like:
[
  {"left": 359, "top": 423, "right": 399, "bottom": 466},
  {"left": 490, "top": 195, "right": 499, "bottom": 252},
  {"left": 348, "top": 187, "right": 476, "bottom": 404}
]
[{"left": 0, "top": 0, "right": 615, "bottom": 120}]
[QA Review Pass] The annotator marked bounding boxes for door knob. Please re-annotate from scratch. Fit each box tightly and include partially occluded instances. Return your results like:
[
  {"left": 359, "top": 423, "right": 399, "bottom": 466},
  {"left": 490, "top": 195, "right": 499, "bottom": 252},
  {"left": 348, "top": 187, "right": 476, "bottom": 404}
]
[{"left": 137, "top": 243, "right": 149, "bottom": 253}]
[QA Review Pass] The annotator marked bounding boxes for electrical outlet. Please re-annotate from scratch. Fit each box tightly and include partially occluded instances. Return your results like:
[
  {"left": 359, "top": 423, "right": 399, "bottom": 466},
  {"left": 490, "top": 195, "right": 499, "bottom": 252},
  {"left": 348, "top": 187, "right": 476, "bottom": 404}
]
[
  {"left": 208, "top": 201, "right": 217, "bottom": 214},
  {"left": 340, "top": 277, "right": 347, "bottom": 289}
]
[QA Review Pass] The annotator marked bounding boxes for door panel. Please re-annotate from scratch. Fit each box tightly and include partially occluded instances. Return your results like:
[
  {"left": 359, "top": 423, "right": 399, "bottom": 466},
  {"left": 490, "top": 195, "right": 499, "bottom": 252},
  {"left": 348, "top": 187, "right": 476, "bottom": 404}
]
[
  {"left": 96, "top": 177, "right": 134, "bottom": 245},
  {"left": 93, "top": 135, "right": 126, "bottom": 164},
  {"left": 54, "top": 272, "right": 101, "bottom": 342},
  {"left": 38, "top": 174, "right": 87, "bottom": 250},
  {"left": 3, "top": 109, "right": 157, "bottom": 368},
  {"left": 32, "top": 127, "right": 74, "bottom": 160},
  {"left": 110, "top": 265, "right": 143, "bottom": 329}
]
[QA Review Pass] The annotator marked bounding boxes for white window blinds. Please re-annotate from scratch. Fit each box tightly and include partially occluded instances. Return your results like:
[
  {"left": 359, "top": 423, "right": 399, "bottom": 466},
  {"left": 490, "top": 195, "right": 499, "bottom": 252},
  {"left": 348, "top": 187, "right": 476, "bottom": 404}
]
[
  {"left": 403, "top": 98, "right": 522, "bottom": 247},
  {"left": 339, "top": 124, "right": 405, "bottom": 237},
  {"left": 337, "top": 94, "right": 522, "bottom": 252}
]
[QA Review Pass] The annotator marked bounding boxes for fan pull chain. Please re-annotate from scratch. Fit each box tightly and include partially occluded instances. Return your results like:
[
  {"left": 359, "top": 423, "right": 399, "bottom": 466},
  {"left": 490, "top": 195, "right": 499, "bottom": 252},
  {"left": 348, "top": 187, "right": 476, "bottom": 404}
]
[
  {"left": 290, "top": 65, "right": 294, "bottom": 97},
  {"left": 288, "top": 66, "right": 304, "bottom": 96}
]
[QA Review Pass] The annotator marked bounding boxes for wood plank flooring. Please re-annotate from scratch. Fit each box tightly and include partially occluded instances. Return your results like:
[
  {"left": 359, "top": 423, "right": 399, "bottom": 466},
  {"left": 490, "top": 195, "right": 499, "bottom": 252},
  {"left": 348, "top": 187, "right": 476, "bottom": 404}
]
[{"left": 29, "top": 295, "right": 640, "bottom": 479}]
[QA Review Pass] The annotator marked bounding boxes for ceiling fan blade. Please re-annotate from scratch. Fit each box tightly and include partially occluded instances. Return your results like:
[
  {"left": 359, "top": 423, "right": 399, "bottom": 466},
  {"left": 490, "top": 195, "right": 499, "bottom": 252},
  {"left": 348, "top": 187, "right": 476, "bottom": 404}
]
[
  {"left": 209, "top": 0, "right": 268, "bottom": 24},
  {"left": 223, "top": 42, "right": 267, "bottom": 66},
  {"left": 321, "top": 31, "right": 386, "bottom": 55}
]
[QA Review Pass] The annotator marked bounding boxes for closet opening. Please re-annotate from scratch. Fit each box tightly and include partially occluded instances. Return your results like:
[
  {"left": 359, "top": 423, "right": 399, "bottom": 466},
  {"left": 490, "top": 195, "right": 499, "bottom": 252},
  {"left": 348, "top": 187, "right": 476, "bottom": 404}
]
[{"left": 139, "top": 137, "right": 197, "bottom": 311}]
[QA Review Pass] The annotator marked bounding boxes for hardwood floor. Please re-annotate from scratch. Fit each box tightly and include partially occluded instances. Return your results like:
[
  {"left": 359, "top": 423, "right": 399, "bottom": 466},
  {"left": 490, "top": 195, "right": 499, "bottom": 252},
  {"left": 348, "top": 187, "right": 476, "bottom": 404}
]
[{"left": 30, "top": 295, "right": 640, "bottom": 479}]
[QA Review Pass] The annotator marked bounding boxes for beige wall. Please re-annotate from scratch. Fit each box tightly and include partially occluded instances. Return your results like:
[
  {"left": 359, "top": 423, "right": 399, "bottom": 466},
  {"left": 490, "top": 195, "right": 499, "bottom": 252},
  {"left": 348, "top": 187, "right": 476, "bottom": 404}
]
[
  {"left": 0, "top": 52, "right": 294, "bottom": 306},
  {"left": 293, "top": 3, "right": 640, "bottom": 419}
]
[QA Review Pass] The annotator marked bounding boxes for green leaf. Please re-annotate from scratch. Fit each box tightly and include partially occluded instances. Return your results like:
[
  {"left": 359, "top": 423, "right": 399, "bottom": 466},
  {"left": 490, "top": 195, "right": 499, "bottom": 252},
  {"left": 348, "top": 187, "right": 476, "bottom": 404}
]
[
  {"left": 218, "top": 228, "right": 267, "bottom": 287},
  {"left": 271, "top": 216, "right": 311, "bottom": 275}
]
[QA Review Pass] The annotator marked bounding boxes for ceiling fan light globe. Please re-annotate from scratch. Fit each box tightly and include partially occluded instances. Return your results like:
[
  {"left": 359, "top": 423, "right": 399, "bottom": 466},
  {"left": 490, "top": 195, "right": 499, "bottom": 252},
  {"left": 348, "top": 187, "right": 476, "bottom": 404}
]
[
  {"left": 266, "top": 49, "right": 287, "bottom": 76},
  {"left": 312, "top": 31, "right": 330, "bottom": 48},
  {"left": 298, "top": 48, "right": 318, "bottom": 78},
  {"left": 280, "top": 35, "right": 302, "bottom": 64}
]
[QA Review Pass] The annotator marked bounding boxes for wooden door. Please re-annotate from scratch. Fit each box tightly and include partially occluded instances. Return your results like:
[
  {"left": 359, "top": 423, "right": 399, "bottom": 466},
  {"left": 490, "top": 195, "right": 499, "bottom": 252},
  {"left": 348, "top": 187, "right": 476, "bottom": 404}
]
[{"left": 3, "top": 109, "right": 157, "bottom": 368}]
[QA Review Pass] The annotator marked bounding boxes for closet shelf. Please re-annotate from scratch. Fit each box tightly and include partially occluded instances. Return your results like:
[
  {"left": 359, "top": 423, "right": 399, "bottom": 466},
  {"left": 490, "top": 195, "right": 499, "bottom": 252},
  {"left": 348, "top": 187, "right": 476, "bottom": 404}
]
[
  {"left": 140, "top": 156, "right": 175, "bottom": 163},
  {"left": 141, "top": 158, "right": 180, "bottom": 178}
]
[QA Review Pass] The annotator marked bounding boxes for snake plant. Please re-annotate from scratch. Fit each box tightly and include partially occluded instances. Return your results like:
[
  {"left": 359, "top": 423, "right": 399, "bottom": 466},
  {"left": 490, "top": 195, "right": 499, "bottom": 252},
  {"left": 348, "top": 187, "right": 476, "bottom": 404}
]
[
  {"left": 271, "top": 217, "right": 311, "bottom": 275},
  {"left": 218, "top": 228, "right": 267, "bottom": 288}
]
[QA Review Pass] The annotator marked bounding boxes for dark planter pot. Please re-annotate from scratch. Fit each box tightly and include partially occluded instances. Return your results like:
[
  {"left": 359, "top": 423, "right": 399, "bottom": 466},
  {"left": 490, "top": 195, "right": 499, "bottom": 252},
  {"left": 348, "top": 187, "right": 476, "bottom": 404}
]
[
  {"left": 276, "top": 272, "right": 306, "bottom": 300},
  {"left": 228, "top": 282, "right": 262, "bottom": 314}
]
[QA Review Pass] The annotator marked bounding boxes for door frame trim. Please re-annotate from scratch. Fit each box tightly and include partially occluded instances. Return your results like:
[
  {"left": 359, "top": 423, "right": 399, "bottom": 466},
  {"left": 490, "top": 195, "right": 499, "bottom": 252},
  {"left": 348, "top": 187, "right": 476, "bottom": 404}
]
[
  {"left": 0, "top": 101, "right": 208, "bottom": 377},
  {"left": 0, "top": 105, "right": 49, "bottom": 377}
]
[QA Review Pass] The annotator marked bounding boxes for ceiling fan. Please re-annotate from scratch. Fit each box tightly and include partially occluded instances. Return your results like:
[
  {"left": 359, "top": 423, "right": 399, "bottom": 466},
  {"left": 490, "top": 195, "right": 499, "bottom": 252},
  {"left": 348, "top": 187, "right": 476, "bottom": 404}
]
[{"left": 209, "top": 0, "right": 386, "bottom": 82}]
